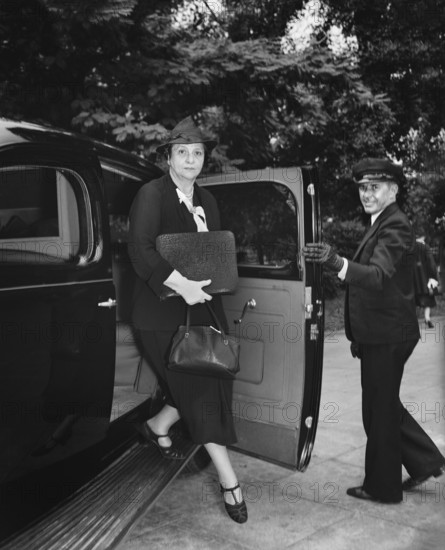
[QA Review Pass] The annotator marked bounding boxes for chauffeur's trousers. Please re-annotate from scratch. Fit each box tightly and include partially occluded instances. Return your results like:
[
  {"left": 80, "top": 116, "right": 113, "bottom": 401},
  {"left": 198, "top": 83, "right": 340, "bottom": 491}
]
[{"left": 360, "top": 339, "right": 445, "bottom": 502}]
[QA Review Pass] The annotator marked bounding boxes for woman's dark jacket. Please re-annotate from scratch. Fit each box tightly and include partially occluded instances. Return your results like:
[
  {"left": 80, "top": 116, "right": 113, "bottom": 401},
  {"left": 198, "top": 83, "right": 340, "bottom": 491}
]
[
  {"left": 413, "top": 241, "right": 438, "bottom": 307},
  {"left": 128, "top": 173, "right": 226, "bottom": 331},
  {"left": 413, "top": 241, "right": 437, "bottom": 296}
]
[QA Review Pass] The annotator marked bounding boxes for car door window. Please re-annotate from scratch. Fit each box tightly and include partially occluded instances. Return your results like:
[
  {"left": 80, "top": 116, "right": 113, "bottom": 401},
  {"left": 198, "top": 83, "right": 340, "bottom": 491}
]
[
  {"left": 0, "top": 166, "right": 90, "bottom": 264},
  {"left": 209, "top": 181, "right": 300, "bottom": 278}
]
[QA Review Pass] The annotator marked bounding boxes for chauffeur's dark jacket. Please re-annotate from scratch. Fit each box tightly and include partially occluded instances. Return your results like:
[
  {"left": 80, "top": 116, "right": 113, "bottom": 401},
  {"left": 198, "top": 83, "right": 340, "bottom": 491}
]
[{"left": 344, "top": 202, "right": 420, "bottom": 345}]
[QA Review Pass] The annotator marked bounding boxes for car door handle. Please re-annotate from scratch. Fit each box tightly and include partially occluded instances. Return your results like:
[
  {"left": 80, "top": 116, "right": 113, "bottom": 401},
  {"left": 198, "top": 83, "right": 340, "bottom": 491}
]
[
  {"left": 234, "top": 298, "right": 256, "bottom": 324},
  {"left": 98, "top": 298, "right": 117, "bottom": 308},
  {"left": 307, "top": 182, "right": 317, "bottom": 241}
]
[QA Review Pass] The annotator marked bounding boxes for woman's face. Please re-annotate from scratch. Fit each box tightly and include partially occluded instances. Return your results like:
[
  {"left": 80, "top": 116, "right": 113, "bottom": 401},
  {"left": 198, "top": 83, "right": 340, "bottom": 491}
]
[{"left": 168, "top": 143, "right": 205, "bottom": 183}]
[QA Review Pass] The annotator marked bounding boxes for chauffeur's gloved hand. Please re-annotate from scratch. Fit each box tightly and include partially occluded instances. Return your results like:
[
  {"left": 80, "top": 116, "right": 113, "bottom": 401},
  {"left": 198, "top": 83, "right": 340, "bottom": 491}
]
[{"left": 303, "top": 243, "right": 345, "bottom": 272}]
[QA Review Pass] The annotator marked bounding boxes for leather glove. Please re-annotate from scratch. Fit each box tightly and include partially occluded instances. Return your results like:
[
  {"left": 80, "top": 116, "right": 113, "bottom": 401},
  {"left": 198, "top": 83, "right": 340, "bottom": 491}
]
[
  {"left": 350, "top": 341, "right": 361, "bottom": 359},
  {"left": 302, "top": 243, "right": 345, "bottom": 272},
  {"left": 164, "top": 270, "right": 212, "bottom": 305}
]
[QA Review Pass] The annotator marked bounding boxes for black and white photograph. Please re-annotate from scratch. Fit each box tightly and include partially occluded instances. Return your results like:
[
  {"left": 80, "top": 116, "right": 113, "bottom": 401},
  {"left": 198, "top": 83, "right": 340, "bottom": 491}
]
[{"left": 0, "top": 1, "right": 444, "bottom": 549}]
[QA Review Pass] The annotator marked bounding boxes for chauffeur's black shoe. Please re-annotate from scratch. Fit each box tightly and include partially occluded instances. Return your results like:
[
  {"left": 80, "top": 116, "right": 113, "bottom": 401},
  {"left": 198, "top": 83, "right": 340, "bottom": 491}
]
[
  {"left": 346, "top": 486, "right": 374, "bottom": 501},
  {"left": 346, "top": 486, "right": 401, "bottom": 504},
  {"left": 402, "top": 465, "right": 445, "bottom": 491}
]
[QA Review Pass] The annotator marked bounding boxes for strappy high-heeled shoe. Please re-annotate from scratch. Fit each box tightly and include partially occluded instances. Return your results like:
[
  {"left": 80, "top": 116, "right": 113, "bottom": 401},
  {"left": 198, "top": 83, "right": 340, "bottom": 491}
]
[
  {"left": 220, "top": 483, "right": 248, "bottom": 523},
  {"left": 135, "top": 422, "right": 186, "bottom": 460}
]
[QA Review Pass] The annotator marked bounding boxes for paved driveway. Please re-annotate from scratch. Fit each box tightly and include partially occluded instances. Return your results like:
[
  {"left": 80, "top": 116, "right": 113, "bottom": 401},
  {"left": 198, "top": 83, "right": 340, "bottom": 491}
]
[{"left": 120, "top": 318, "right": 445, "bottom": 550}]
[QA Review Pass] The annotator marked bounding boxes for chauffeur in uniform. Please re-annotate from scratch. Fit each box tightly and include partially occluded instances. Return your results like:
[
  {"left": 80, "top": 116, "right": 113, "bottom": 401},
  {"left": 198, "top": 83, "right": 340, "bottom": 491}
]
[{"left": 304, "top": 158, "right": 445, "bottom": 503}]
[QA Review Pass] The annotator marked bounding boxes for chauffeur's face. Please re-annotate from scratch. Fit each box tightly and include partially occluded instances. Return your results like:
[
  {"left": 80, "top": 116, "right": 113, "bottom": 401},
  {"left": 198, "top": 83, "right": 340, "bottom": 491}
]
[{"left": 358, "top": 181, "right": 398, "bottom": 216}]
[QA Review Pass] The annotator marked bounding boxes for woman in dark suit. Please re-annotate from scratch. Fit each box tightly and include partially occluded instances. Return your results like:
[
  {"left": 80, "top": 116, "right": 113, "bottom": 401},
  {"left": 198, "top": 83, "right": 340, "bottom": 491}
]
[
  {"left": 128, "top": 116, "right": 247, "bottom": 523},
  {"left": 414, "top": 236, "right": 439, "bottom": 328}
]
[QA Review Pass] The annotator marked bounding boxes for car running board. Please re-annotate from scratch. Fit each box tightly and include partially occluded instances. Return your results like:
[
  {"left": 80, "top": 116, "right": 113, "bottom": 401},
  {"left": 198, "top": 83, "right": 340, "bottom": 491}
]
[{"left": 0, "top": 441, "right": 199, "bottom": 550}]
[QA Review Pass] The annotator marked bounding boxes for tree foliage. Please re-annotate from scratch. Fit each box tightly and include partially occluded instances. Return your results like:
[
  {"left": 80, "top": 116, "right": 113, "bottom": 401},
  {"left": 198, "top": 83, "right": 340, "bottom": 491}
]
[
  {"left": 317, "top": 0, "right": 445, "bottom": 238},
  {"left": 323, "top": 0, "right": 445, "bottom": 135},
  {"left": 0, "top": 0, "right": 390, "bottom": 169},
  {"left": 0, "top": 0, "right": 444, "bottom": 240}
]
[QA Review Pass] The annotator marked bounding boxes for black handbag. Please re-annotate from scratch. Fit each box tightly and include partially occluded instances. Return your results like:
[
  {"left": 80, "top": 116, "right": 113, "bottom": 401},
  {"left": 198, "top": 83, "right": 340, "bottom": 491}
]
[{"left": 168, "top": 303, "right": 240, "bottom": 379}]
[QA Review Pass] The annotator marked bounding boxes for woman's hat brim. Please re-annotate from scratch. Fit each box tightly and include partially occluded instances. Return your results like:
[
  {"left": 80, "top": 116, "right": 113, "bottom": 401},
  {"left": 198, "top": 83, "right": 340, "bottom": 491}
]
[
  {"left": 155, "top": 116, "right": 217, "bottom": 154},
  {"left": 156, "top": 137, "right": 217, "bottom": 154}
]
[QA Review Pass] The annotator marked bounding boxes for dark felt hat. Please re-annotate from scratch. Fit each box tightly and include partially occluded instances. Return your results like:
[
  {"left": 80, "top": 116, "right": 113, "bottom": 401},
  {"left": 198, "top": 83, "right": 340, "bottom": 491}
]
[
  {"left": 352, "top": 158, "right": 406, "bottom": 185},
  {"left": 156, "top": 116, "right": 217, "bottom": 154}
]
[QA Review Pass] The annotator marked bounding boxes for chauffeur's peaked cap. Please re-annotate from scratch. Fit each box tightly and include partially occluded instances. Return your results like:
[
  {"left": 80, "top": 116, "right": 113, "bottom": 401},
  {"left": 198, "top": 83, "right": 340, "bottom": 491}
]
[{"left": 352, "top": 157, "right": 406, "bottom": 185}]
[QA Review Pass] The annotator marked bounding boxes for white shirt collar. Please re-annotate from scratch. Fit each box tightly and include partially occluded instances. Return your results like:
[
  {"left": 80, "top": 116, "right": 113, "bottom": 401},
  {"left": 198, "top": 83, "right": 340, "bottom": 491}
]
[{"left": 371, "top": 210, "right": 383, "bottom": 226}]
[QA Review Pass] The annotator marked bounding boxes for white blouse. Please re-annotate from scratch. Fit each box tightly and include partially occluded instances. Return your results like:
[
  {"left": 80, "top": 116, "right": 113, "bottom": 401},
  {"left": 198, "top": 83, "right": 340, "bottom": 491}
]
[{"left": 176, "top": 188, "right": 208, "bottom": 232}]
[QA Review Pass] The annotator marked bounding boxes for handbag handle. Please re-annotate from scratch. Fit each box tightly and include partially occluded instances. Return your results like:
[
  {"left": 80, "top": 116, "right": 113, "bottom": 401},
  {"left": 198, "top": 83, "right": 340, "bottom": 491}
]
[{"left": 185, "top": 303, "right": 228, "bottom": 342}]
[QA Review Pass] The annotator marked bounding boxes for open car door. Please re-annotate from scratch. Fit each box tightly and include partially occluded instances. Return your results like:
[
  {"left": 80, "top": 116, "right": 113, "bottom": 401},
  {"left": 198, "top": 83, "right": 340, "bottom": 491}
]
[{"left": 200, "top": 166, "right": 324, "bottom": 470}]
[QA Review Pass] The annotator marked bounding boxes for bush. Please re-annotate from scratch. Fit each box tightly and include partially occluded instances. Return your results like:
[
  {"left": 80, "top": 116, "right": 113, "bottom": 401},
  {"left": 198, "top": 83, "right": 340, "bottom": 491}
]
[{"left": 321, "top": 217, "right": 367, "bottom": 298}]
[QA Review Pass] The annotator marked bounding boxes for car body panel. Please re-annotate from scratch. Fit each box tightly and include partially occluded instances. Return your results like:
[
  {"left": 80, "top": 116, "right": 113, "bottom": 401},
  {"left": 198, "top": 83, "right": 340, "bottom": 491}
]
[
  {"left": 200, "top": 168, "right": 324, "bottom": 469},
  {"left": 0, "top": 118, "right": 324, "bottom": 490},
  {"left": 0, "top": 133, "right": 116, "bottom": 483}
]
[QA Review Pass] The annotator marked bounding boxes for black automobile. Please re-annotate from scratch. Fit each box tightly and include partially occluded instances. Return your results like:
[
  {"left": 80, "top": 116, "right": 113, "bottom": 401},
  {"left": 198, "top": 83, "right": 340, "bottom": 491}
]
[{"left": 0, "top": 119, "right": 324, "bottom": 548}]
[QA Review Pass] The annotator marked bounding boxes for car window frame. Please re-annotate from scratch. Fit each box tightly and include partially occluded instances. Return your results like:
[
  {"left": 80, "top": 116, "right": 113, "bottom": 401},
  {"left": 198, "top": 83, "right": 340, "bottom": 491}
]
[
  {"left": 203, "top": 179, "right": 303, "bottom": 281},
  {"left": 0, "top": 164, "right": 96, "bottom": 267}
]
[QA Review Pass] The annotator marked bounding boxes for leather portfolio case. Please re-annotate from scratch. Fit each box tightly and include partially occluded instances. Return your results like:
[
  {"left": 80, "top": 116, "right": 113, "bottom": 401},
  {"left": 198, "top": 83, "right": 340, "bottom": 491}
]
[{"left": 156, "top": 230, "right": 239, "bottom": 300}]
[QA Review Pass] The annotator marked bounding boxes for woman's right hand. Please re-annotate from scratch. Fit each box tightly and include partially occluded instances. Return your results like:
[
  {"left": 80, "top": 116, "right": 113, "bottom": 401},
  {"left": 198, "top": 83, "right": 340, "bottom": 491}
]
[{"left": 164, "top": 270, "right": 212, "bottom": 305}]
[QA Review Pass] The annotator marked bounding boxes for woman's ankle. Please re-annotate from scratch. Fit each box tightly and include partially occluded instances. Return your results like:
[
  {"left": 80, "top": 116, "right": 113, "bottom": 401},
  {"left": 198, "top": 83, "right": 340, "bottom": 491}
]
[
  {"left": 221, "top": 482, "right": 243, "bottom": 505},
  {"left": 146, "top": 419, "right": 172, "bottom": 447}
]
